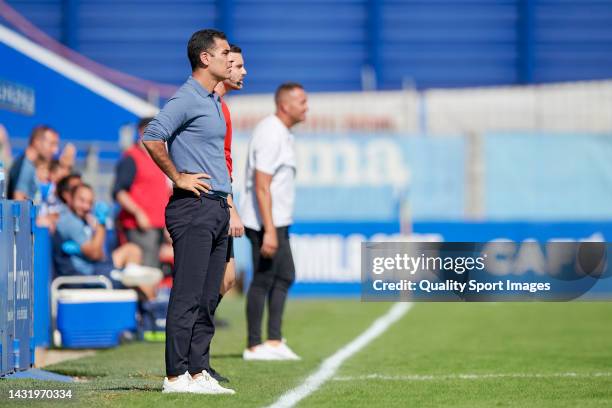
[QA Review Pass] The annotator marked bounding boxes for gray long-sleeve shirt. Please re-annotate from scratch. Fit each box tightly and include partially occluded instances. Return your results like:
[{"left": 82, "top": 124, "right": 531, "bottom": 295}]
[{"left": 143, "top": 76, "right": 231, "bottom": 194}]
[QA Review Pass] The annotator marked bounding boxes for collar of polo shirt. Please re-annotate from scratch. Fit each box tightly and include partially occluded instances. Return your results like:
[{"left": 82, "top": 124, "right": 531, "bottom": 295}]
[{"left": 188, "top": 76, "right": 220, "bottom": 101}]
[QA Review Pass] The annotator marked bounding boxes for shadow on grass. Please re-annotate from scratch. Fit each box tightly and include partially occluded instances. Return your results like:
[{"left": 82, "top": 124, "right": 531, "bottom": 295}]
[
  {"left": 99, "top": 386, "right": 159, "bottom": 392},
  {"left": 44, "top": 368, "right": 103, "bottom": 378},
  {"left": 211, "top": 353, "right": 243, "bottom": 359}
]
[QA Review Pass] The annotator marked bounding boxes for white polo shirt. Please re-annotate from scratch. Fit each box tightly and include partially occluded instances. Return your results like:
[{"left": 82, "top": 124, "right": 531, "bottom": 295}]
[{"left": 240, "top": 114, "right": 296, "bottom": 230}]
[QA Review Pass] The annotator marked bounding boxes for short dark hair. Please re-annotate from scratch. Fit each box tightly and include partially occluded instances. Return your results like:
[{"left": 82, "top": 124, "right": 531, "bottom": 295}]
[
  {"left": 138, "top": 117, "right": 153, "bottom": 132},
  {"left": 72, "top": 182, "right": 93, "bottom": 197},
  {"left": 57, "top": 174, "right": 81, "bottom": 203},
  {"left": 28, "top": 125, "right": 56, "bottom": 146},
  {"left": 187, "top": 29, "right": 227, "bottom": 71},
  {"left": 49, "top": 159, "right": 61, "bottom": 173},
  {"left": 229, "top": 44, "right": 242, "bottom": 54},
  {"left": 274, "top": 82, "right": 304, "bottom": 105}
]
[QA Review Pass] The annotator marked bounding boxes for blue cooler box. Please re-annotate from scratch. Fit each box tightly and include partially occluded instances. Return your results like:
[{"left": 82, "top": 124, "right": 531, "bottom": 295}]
[{"left": 57, "top": 289, "right": 137, "bottom": 348}]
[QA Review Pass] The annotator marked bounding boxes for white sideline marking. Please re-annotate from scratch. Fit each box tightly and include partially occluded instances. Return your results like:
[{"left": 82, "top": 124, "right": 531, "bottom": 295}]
[
  {"left": 266, "top": 303, "right": 412, "bottom": 408},
  {"left": 332, "top": 372, "right": 612, "bottom": 382}
]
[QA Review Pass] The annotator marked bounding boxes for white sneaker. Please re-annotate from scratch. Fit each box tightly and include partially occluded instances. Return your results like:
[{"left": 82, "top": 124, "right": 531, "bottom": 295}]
[
  {"left": 114, "top": 263, "right": 163, "bottom": 287},
  {"left": 243, "top": 344, "right": 283, "bottom": 361},
  {"left": 162, "top": 371, "right": 191, "bottom": 393},
  {"left": 266, "top": 340, "right": 301, "bottom": 361},
  {"left": 189, "top": 371, "right": 235, "bottom": 395}
]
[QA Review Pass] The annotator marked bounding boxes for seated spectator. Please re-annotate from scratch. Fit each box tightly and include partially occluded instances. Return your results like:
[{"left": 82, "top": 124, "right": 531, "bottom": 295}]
[
  {"left": 9, "top": 124, "right": 76, "bottom": 204},
  {"left": 54, "top": 183, "right": 161, "bottom": 299},
  {"left": 45, "top": 160, "right": 67, "bottom": 208},
  {"left": 56, "top": 142, "right": 76, "bottom": 179},
  {"left": 34, "top": 158, "right": 55, "bottom": 229},
  {"left": 37, "top": 160, "right": 80, "bottom": 231},
  {"left": 8, "top": 125, "right": 59, "bottom": 201},
  {"left": 56, "top": 173, "right": 82, "bottom": 207},
  {"left": 35, "top": 157, "right": 51, "bottom": 202},
  {"left": 113, "top": 118, "right": 171, "bottom": 268},
  {"left": 0, "top": 124, "right": 12, "bottom": 169}
]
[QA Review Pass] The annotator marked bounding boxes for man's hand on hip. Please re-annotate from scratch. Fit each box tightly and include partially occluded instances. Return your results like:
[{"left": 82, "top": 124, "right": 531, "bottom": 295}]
[{"left": 175, "top": 173, "right": 211, "bottom": 196}]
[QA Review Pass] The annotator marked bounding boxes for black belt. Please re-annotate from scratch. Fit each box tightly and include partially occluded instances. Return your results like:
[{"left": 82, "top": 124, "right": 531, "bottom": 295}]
[{"left": 172, "top": 188, "right": 231, "bottom": 208}]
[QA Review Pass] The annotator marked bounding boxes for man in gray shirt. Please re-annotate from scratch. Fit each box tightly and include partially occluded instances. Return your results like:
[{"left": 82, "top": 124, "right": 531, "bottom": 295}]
[{"left": 143, "top": 29, "right": 235, "bottom": 395}]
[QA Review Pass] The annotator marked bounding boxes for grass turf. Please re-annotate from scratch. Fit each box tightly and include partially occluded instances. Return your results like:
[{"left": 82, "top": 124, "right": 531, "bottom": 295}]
[
  {"left": 305, "top": 302, "right": 612, "bottom": 407},
  {"left": 1, "top": 299, "right": 612, "bottom": 407}
]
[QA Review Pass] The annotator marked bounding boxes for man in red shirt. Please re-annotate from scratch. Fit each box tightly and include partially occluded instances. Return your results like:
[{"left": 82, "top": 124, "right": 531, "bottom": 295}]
[
  {"left": 214, "top": 45, "right": 247, "bottom": 299},
  {"left": 114, "top": 118, "right": 171, "bottom": 268},
  {"left": 203, "top": 44, "right": 246, "bottom": 384}
]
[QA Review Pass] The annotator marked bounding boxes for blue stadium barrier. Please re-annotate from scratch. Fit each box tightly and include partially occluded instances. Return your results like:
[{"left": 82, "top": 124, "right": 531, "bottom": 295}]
[
  {"left": 0, "top": 200, "right": 34, "bottom": 377},
  {"left": 0, "top": 201, "right": 9, "bottom": 374},
  {"left": 235, "top": 220, "right": 402, "bottom": 298},
  {"left": 240, "top": 220, "right": 612, "bottom": 298},
  {"left": 413, "top": 221, "right": 612, "bottom": 242},
  {"left": 33, "top": 226, "right": 51, "bottom": 349}
]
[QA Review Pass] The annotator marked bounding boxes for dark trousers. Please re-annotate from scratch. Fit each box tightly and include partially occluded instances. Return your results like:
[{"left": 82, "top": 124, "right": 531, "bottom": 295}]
[
  {"left": 245, "top": 226, "right": 295, "bottom": 348},
  {"left": 164, "top": 190, "right": 229, "bottom": 376}
]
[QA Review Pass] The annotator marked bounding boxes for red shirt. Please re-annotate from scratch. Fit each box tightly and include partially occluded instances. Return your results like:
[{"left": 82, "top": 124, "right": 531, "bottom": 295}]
[
  {"left": 118, "top": 145, "right": 170, "bottom": 229},
  {"left": 221, "top": 98, "right": 233, "bottom": 180}
]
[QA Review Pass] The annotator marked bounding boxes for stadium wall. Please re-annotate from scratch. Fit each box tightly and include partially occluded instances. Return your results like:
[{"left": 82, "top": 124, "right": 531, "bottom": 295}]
[
  {"left": 226, "top": 132, "right": 612, "bottom": 295},
  {"left": 4, "top": 0, "right": 612, "bottom": 93},
  {"left": 279, "top": 220, "right": 612, "bottom": 297},
  {"left": 226, "top": 80, "right": 612, "bottom": 135},
  {"left": 9, "top": 129, "right": 610, "bottom": 296}
]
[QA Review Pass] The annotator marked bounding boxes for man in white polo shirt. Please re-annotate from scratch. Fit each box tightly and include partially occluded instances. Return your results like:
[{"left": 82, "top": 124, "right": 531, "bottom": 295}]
[{"left": 240, "top": 82, "right": 308, "bottom": 360}]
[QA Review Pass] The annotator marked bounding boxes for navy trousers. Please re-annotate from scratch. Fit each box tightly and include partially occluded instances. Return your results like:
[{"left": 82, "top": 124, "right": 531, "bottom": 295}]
[{"left": 164, "top": 190, "right": 229, "bottom": 376}]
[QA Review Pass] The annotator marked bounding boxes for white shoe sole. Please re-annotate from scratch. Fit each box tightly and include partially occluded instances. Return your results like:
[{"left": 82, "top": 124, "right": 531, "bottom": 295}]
[
  {"left": 276, "top": 355, "right": 301, "bottom": 361},
  {"left": 243, "top": 352, "right": 282, "bottom": 361},
  {"left": 189, "top": 389, "right": 236, "bottom": 395},
  {"left": 243, "top": 356, "right": 275, "bottom": 361},
  {"left": 163, "top": 386, "right": 235, "bottom": 395},
  {"left": 265, "top": 345, "right": 301, "bottom": 361},
  {"left": 162, "top": 388, "right": 190, "bottom": 393},
  {"left": 266, "top": 352, "right": 301, "bottom": 361}
]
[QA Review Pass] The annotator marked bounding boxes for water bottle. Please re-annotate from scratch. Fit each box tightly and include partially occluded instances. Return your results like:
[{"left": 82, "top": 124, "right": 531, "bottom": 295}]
[{"left": 0, "top": 160, "right": 5, "bottom": 200}]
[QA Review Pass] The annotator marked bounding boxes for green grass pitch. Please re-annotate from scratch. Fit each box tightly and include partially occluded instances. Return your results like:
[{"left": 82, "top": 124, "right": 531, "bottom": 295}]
[{"left": 2, "top": 298, "right": 612, "bottom": 407}]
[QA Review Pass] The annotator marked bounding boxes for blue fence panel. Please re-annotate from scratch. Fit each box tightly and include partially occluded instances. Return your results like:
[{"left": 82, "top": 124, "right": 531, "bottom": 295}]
[
  {"left": 4, "top": 201, "right": 15, "bottom": 375},
  {"left": 0, "top": 201, "right": 9, "bottom": 375},
  {"left": 0, "top": 200, "right": 34, "bottom": 376},
  {"left": 232, "top": 133, "right": 466, "bottom": 223},
  {"left": 485, "top": 133, "right": 612, "bottom": 220},
  {"left": 33, "top": 226, "right": 51, "bottom": 349},
  {"left": 235, "top": 220, "right": 402, "bottom": 298},
  {"left": 1, "top": 201, "right": 16, "bottom": 375},
  {"left": 12, "top": 202, "right": 33, "bottom": 370},
  {"left": 413, "top": 221, "right": 612, "bottom": 242}
]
